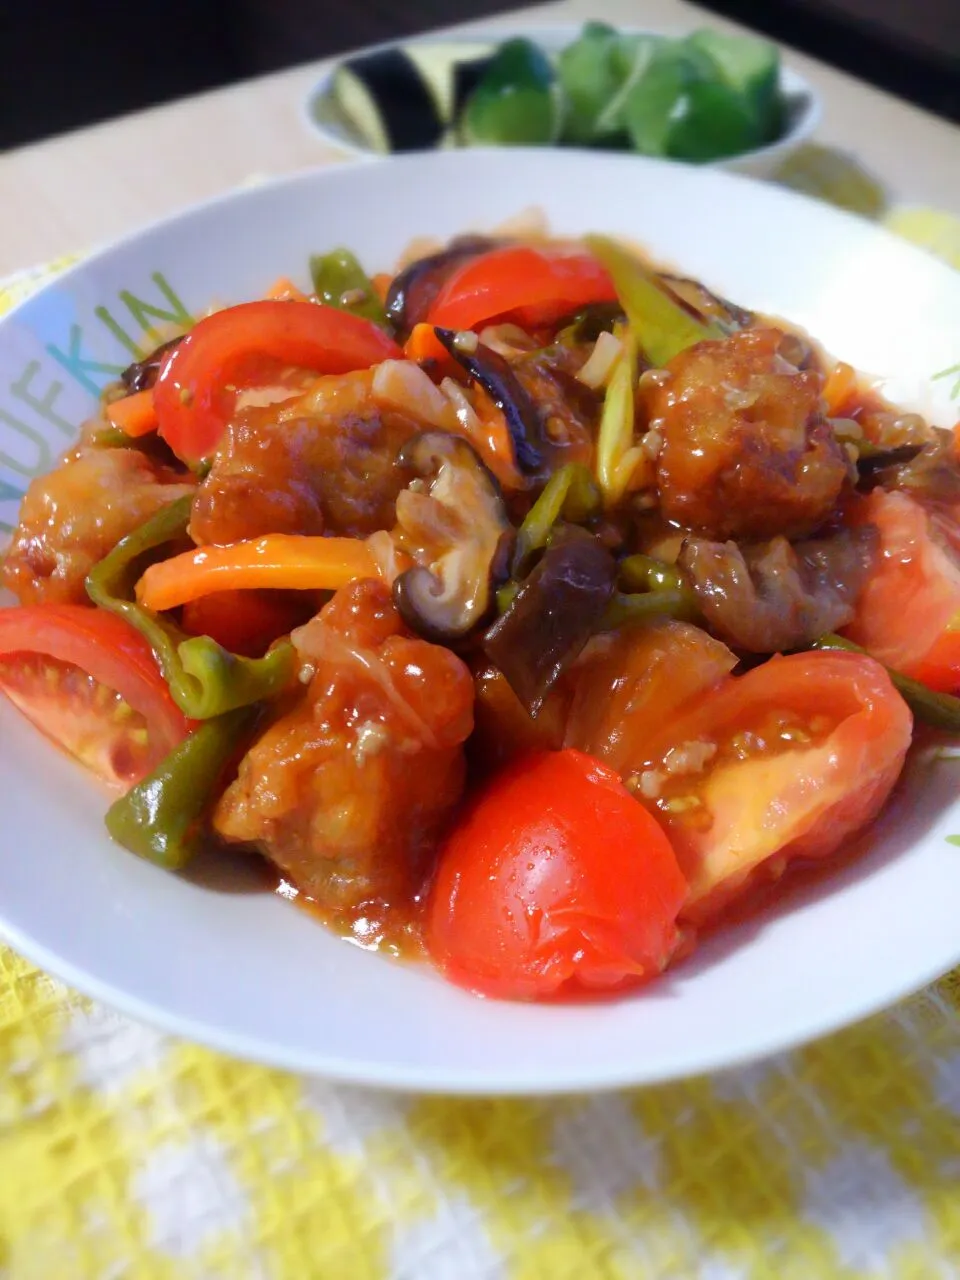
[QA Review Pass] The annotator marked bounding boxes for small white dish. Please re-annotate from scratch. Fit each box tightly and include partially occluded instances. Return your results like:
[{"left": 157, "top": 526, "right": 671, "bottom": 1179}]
[
  {"left": 304, "top": 26, "right": 821, "bottom": 180},
  {"left": 0, "top": 149, "right": 958, "bottom": 1094}
]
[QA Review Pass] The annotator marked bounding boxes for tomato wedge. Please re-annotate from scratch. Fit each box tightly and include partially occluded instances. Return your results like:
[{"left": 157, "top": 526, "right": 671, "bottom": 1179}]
[
  {"left": 181, "top": 589, "right": 310, "bottom": 659},
  {"left": 0, "top": 604, "right": 191, "bottom": 787},
  {"left": 427, "top": 245, "right": 618, "bottom": 333},
  {"left": 843, "top": 488, "right": 960, "bottom": 691},
  {"left": 565, "top": 620, "right": 739, "bottom": 772},
  {"left": 153, "top": 301, "right": 402, "bottom": 462},
  {"left": 426, "top": 749, "right": 687, "bottom": 1000},
  {"left": 635, "top": 650, "right": 912, "bottom": 925}
]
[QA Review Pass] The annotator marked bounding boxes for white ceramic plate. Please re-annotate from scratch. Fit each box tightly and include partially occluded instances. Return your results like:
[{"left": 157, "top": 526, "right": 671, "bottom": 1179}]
[
  {"left": 304, "top": 26, "right": 820, "bottom": 180},
  {"left": 1, "top": 150, "right": 959, "bottom": 1095}
]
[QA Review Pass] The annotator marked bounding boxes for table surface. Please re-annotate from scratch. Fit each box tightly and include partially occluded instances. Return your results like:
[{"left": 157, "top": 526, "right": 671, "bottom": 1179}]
[{"left": 1, "top": 0, "right": 959, "bottom": 279}]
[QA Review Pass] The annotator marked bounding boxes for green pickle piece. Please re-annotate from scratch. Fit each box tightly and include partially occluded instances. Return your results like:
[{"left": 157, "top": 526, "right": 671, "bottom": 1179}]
[
  {"left": 460, "top": 38, "right": 563, "bottom": 146},
  {"left": 687, "top": 29, "right": 783, "bottom": 143},
  {"left": 557, "top": 23, "right": 621, "bottom": 144},
  {"left": 623, "top": 41, "right": 764, "bottom": 162}
]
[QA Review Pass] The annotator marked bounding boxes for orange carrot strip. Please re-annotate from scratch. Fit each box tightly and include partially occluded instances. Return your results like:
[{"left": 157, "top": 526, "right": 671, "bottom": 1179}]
[
  {"left": 371, "top": 272, "right": 392, "bottom": 304},
  {"left": 265, "top": 276, "right": 310, "bottom": 302},
  {"left": 105, "top": 388, "right": 159, "bottom": 438},
  {"left": 403, "top": 323, "right": 460, "bottom": 375},
  {"left": 469, "top": 385, "right": 525, "bottom": 490},
  {"left": 136, "top": 535, "right": 380, "bottom": 612},
  {"left": 823, "top": 361, "right": 857, "bottom": 416}
]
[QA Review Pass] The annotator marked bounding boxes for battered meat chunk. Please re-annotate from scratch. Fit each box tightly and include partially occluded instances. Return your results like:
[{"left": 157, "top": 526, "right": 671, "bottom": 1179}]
[
  {"left": 648, "top": 328, "right": 849, "bottom": 540},
  {"left": 189, "top": 369, "right": 420, "bottom": 545},
  {"left": 213, "top": 580, "right": 474, "bottom": 918},
  {"left": 2, "top": 446, "right": 194, "bottom": 605}
]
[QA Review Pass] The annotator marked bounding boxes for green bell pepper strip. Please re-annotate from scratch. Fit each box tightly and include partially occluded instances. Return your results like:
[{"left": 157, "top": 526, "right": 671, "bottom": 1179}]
[
  {"left": 603, "top": 587, "right": 697, "bottom": 629},
  {"left": 813, "top": 633, "right": 960, "bottom": 732},
  {"left": 585, "top": 235, "right": 725, "bottom": 366},
  {"left": 619, "top": 553, "right": 689, "bottom": 594},
  {"left": 309, "top": 249, "right": 386, "bottom": 326},
  {"left": 86, "top": 497, "right": 295, "bottom": 720},
  {"left": 105, "top": 706, "right": 256, "bottom": 869},
  {"left": 512, "top": 464, "right": 601, "bottom": 577}
]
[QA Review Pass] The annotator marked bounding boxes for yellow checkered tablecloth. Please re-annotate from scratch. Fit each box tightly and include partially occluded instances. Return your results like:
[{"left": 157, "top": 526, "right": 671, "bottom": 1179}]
[{"left": 1, "top": 154, "right": 959, "bottom": 1280}]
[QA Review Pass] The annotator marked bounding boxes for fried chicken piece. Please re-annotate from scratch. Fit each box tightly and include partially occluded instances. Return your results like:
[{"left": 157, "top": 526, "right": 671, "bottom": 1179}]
[
  {"left": 648, "top": 327, "right": 849, "bottom": 540},
  {"left": 213, "top": 580, "right": 474, "bottom": 918},
  {"left": 2, "top": 446, "right": 194, "bottom": 604},
  {"left": 189, "top": 369, "right": 419, "bottom": 545}
]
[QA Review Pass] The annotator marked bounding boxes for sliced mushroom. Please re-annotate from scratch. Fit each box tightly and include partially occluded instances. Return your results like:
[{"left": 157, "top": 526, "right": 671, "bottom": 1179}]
[
  {"left": 391, "top": 432, "right": 512, "bottom": 643},
  {"left": 679, "top": 525, "right": 880, "bottom": 654}
]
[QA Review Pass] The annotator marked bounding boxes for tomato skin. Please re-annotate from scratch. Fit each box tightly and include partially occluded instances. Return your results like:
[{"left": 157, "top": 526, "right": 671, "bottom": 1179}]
[
  {"left": 426, "top": 749, "right": 687, "bottom": 1001},
  {"left": 641, "top": 651, "right": 912, "bottom": 925},
  {"left": 843, "top": 489, "right": 960, "bottom": 689},
  {"left": 181, "top": 589, "right": 309, "bottom": 658},
  {"left": 427, "top": 246, "right": 617, "bottom": 333},
  {"left": 0, "top": 604, "right": 191, "bottom": 783},
  {"left": 154, "top": 301, "right": 402, "bottom": 462}
]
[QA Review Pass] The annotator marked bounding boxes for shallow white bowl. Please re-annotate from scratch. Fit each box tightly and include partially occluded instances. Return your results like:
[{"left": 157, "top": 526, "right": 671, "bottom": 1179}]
[
  {"left": 304, "top": 26, "right": 821, "bottom": 179},
  {"left": 1, "top": 150, "right": 959, "bottom": 1095}
]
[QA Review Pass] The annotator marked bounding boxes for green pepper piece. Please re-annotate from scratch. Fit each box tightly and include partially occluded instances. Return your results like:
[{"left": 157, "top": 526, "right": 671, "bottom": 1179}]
[
  {"left": 585, "top": 235, "right": 725, "bottom": 366},
  {"left": 813, "top": 633, "right": 960, "bottom": 732},
  {"left": 309, "top": 248, "right": 386, "bottom": 326},
  {"left": 603, "top": 587, "right": 697, "bottom": 629},
  {"left": 105, "top": 706, "right": 256, "bottom": 869},
  {"left": 618, "top": 553, "right": 687, "bottom": 594},
  {"left": 512, "top": 464, "right": 601, "bottom": 576},
  {"left": 555, "top": 301, "right": 625, "bottom": 347},
  {"left": 86, "top": 498, "right": 295, "bottom": 719}
]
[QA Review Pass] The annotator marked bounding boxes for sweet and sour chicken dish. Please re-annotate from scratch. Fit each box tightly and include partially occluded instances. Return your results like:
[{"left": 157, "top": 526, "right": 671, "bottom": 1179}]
[{"left": 3, "top": 232, "right": 958, "bottom": 1000}]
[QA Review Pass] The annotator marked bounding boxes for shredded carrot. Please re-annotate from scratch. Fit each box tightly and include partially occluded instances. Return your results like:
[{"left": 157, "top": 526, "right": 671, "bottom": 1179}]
[
  {"left": 105, "top": 388, "right": 159, "bottom": 438},
  {"left": 265, "top": 276, "right": 310, "bottom": 303},
  {"left": 371, "top": 272, "right": 392, "bottom": 304},
  {"left": 823, "top": 361, "right": 857, "bottom": 416},
  {"left": 136, "top": 535, "right": 380, "bottom": 612},
  {"left": 403, "top": 323, "right": 451, "bottom": 365},
  {"left": 466, "top": 386, "right": 525, "bottom": 491}
]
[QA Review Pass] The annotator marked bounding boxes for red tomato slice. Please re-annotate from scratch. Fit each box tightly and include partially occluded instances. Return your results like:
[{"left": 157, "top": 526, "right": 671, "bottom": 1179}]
[
  {"left": 426, "top": 748, "right": 687, "bottom": 1001},
  {"left": 181, "top": 589, "right": 309, "bottom": 658},
  {"left": 154, "top": 301, "right": 402, "bottom": 462},
  {"left": 637, "top": 651, "right": 912, "bottom": 925},
  {"left": 427, "top": 246, "right": 618, "bottom": 333},
  {"left": 0, "top": 604, "right": 190, "bottom": 787},
  {"left": 843, "top": 488, "right": 960, "bottom": 690}
]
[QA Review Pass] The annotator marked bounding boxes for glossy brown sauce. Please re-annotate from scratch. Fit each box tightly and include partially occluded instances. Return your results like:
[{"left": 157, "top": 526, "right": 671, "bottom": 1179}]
[{"left": 276, "top": 875, "right": 428, "bottom": 959}]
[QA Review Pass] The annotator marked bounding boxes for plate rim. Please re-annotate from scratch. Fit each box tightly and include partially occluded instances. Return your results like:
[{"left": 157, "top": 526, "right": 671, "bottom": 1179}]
[{"left": 1, "top": 148, "right": 958, "bottom": 1094}]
